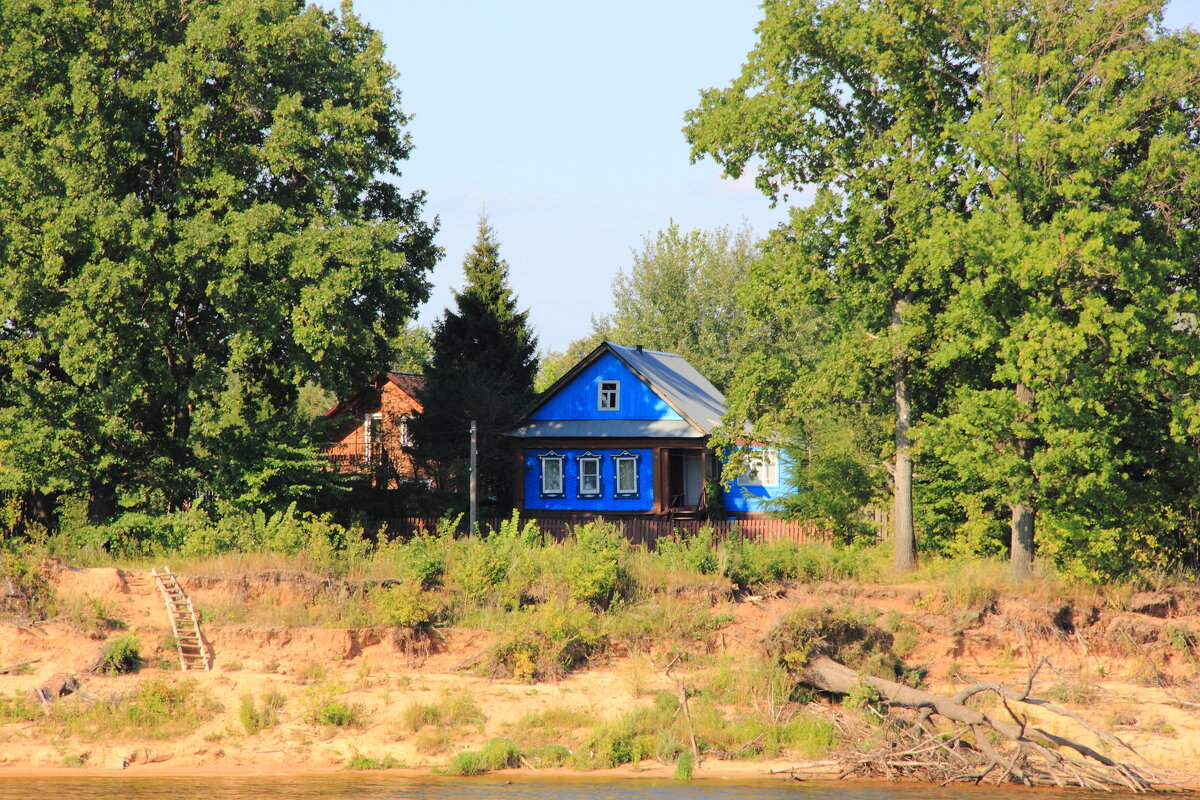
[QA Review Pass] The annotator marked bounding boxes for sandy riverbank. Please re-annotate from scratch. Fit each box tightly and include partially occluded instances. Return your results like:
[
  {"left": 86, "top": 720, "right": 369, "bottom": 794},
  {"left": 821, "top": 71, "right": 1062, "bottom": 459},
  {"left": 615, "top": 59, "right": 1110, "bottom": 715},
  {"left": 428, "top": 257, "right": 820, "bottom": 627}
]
[{"left": 2, "top": 565, "right": 1199, "bottom": 783}]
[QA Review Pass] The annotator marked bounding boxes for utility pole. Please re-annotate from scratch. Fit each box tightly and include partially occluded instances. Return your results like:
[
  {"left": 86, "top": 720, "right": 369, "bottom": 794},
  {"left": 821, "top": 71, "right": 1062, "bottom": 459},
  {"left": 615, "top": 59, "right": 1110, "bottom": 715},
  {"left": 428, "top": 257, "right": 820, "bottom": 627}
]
[{"left": 469, "top": 420, "right": 478, "bottom": 536}]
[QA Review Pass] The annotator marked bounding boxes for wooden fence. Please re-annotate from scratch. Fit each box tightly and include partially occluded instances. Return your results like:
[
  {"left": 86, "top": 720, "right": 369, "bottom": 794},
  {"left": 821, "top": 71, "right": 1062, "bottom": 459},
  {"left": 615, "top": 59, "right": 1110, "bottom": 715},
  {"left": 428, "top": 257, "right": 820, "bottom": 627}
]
[{"left": 384, "top": 516, "right": 830, "bottom": 548}]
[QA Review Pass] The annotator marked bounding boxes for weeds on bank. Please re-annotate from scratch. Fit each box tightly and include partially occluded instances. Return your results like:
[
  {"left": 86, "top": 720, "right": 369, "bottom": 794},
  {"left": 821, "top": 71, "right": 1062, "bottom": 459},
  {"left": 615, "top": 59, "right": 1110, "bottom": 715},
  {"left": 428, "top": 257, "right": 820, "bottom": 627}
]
[
  {"left": 240, "top": 689, "right": 286, "bottom": 735},
  {"left": 51, "top": 678, "right": 219, "bottom": 741},
  {"left": 398, "top": 691, "right": 485, "bottom": 733}
]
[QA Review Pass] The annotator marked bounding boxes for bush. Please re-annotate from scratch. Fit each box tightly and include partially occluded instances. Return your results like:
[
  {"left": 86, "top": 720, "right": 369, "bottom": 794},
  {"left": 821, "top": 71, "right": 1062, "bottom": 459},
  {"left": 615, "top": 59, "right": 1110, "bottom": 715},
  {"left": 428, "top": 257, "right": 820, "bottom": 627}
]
[
  {"left": 371, "top": 582, "right": 439, "bottom": 628},
  {"left": 484, "top": 600, "right": 604, "bottom": 683},
  {"left": 239, "top": 690, "right": 284, "bottom": 735},
  {"left": 0, "top": 547, "right": 54, "bottom": 621},
  {"left": 57, "top": 678, "right": 217, "bottom": 741},
  {"left": 446, "top": 737, "right": 522, "bottom": 776},
  {"left": 563, "top": 522, "right": 630, "bottom": 608},
  {"left": 346, "top": 752, "right": 402, "bottom": 770},
  {"left": 96, "top": 635, "right": 142, "bottom": 675}
]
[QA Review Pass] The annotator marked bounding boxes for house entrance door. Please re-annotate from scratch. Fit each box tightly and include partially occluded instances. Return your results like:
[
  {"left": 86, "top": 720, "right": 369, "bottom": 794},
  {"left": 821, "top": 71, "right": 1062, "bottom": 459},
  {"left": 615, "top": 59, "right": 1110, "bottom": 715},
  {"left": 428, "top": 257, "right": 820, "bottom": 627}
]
[{"left": 667, "top": 450, "right": 704, "bottom": 509}]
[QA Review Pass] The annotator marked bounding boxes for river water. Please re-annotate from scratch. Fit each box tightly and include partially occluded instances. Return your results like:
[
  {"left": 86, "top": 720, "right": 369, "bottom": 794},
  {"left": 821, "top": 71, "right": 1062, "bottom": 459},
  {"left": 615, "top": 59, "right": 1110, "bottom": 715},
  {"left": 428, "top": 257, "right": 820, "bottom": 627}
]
[{"left": 0, "top": 777, "right": 1172, "bottom": 800}]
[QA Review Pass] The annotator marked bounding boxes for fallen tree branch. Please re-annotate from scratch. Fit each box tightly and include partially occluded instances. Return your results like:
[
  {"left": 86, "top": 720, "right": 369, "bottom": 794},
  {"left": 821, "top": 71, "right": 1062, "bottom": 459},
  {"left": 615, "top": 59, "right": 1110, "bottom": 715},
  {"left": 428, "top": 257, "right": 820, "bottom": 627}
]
[{"left": 800, "top": 654, "right": 1190, "bottom": 791}]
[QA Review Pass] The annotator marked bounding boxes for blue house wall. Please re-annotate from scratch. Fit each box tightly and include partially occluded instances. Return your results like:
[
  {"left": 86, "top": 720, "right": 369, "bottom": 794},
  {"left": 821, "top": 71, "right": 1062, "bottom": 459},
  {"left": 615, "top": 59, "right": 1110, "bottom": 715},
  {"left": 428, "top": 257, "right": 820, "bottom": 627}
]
[
  {"left": 522, "top": 447, "right": 655, "bottom": 512},
  {"left": 720, "top": 449, "right": 792, "bottom": 516},
  {"left": 529, "top": 352, "right": 682, "bottom": 423}
]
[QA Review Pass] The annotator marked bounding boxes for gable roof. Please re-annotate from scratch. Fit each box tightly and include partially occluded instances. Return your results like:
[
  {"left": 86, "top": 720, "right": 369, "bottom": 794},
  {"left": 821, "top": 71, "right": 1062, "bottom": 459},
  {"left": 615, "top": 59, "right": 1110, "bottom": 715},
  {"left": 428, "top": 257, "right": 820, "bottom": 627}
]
[
  {"left": 323, "top": 371, "right": 426, "bottom": 418},
  {"left": 506, "top": 342, "right": 726, "bottom": 438}
]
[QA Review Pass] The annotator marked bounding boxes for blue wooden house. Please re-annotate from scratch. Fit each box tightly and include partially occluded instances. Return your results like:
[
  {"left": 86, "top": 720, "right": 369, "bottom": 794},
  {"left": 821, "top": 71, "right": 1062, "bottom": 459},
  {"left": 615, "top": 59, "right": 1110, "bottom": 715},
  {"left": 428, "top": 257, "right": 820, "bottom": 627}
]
[{"left": 504, "top": 342, "right": 787, "bottom": 519}]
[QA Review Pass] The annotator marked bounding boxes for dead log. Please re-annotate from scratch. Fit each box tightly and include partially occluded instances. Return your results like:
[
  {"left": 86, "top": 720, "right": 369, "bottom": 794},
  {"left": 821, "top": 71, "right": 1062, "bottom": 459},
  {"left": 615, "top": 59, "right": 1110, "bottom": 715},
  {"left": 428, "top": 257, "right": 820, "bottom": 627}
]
[{"left": 801, "top": 655, "right": 1189, "bottom": 791}]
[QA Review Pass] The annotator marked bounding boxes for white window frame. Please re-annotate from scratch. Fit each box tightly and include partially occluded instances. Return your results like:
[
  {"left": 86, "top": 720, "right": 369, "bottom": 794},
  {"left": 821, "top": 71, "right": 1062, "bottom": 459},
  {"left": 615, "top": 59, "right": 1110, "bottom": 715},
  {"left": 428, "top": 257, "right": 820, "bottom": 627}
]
[
  {"left": 612, "top": 450, "right": 640, "bottom": 498},
  {"left": 398, "top": 414, "right": 413, "bottom": 448},
  {"left": 742, "top": 448, "right": 779, "bottom": 487},
  {"left": 598, "top": 379, "right": 620, "bottom": 411},
  {"left": 539, "top": 451, "right": 565, "bottom": 498},
  {"left": 576, "top": 452, "right": 601, "bottom": 498},
  {"left": 363, "top": 412, "right": 383, "bottom": 461}
]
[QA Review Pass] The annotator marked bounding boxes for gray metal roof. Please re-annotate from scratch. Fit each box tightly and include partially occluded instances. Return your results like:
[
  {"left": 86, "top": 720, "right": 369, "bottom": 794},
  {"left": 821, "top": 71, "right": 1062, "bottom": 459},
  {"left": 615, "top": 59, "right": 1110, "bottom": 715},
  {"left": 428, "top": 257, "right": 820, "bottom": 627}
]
[
  {"left": 503, "top": 419, "right": 707, "bottom": 439},
  {"left": 606, "top": 343, "right": 726, "bottom": 434},
  {"left": 505, "top": 341, "right": 727, "bottom": 439}
]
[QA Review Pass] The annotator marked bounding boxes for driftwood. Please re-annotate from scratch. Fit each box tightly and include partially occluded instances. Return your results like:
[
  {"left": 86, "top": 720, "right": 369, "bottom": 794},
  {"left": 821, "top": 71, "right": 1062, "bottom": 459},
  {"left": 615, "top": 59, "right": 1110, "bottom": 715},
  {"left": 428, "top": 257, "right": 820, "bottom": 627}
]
[{"left": 801, "top": 655, "right": 1190, "bottom": 791}]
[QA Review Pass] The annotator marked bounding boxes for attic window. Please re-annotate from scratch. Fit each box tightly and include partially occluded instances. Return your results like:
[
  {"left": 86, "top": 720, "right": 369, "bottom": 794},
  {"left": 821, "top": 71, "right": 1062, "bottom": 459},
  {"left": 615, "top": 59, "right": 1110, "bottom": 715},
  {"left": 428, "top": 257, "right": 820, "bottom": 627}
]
[
  {"left": 598, "top": 380, "right": 620, "bottom": 411},
  {"left": 539, "top": 451, "right": 565, "bottom": 498}
]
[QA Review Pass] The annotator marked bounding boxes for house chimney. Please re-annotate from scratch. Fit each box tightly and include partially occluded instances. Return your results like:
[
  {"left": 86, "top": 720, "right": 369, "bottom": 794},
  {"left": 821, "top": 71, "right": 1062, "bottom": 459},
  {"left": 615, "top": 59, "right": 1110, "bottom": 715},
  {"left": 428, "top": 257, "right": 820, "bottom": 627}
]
[{"left": 636, "top": 344, "right": 643, "bottom": 354}]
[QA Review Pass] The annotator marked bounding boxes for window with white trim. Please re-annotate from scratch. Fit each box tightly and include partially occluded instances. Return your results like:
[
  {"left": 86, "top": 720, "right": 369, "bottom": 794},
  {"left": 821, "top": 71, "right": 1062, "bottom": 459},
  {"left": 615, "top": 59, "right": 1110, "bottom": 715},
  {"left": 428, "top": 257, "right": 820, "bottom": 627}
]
[
  {"left": 538, "top": 451, "right": 565, "bottom": 497},
  {"left": 363, "top": 413, "right": 383, "bottom": 461},
  {"left": 398, "top": 414, "right": 413, "bottom": 448},
  {"left": 612, "top": 450, "right": 640, "bottom": 497},
  {"left": 598, "top": 380, "right": 620, "bottom": 411},
  {"left": 576, "top": 452, "right": 601, "bottom": 498},
  {"left": 742, "top": 448, "right": 779, "bottom": 487}
]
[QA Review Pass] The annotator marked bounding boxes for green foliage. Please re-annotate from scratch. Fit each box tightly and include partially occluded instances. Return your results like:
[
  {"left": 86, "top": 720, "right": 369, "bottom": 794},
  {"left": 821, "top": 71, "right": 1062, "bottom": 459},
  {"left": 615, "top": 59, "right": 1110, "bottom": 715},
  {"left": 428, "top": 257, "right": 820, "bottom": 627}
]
[
  {"left": 589, "top": 222, "right": 757, "bottom": 394},
  {"left": 239, "top": 690, "right": 284, "bottom": 735},
  {"left": 0, "top": 546, "right": 54, "bottom": 621},
  {"left": 400, "top": 692, "right": 485, "bottom": 733},
  {"left": 96, "top": 635, "right": 142, "bottom": 675},
  {"left": 0, "top": 692, "right": 37, "bottom": 724},
  {"left": 305, "top": 682, "right": 365, "bottom": 728},
  {"left": 345, "top": 752, "right": 402, "bottom": 770},
  {"left": 686, "top": 0, "right": 1200, "bottom": 578},
  {"left": 57, "top": 678, "right": 217, "bottom": 741},
  {"left": 371, "top": 582, "right": 439, "bottom": 629},
  {"left": 673, "top": 748, "right": 694, "bottom": 780},
  {"left": 446, "top": 737, "right": 522, "bottom": 776},
  {"left": 765, "top": 606, "right": 905, "bottom": 681},
  {"left": 563, "top": 522, "right": 631, "bottom": 608},
  {"left": 413, "top": 217, "right": 537, "bottom": 508},
  {"left": 0, "top": 0, "right": 438, "bottom": 522},
  {"left": 484, "top": 600, "right": 604, "bottom": 683}
]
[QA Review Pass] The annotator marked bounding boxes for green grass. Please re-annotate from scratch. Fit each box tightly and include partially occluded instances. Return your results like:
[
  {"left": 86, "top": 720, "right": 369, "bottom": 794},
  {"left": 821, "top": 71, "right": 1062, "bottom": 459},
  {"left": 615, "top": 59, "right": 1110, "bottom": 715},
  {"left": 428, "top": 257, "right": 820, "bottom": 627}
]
[{"left": 53, "top": 678, "right": 218, "bottom": 741}]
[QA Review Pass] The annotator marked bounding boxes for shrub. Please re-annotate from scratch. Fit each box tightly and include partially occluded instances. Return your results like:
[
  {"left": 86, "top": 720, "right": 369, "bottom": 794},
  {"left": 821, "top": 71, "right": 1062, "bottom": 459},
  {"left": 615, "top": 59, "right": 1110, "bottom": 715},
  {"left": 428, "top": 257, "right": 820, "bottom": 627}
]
[
  {"left": 56, "top": 678, "right": 218, "bottom": 741},
  {"left": 346, "top": 752, "right": 402, "bottom": 770},
  {"left": 673, "top": 748, "right": 694, "bottom": 780},
  {"left": 96, "top": 635, "right": 142, "bottom": 675},
  {"left": 484, "top": 600, "right": 604, "bottom": 683},
  {"left": 240, "top": 690, "right": 284, "bottom": 735},
  {"left": 563, "top": 522, "right": 630, "bottom": 608},
  {"left": 372, "top": 582, "right": 439, "bottom": 628},
  {"left": 0, "top": 547, "right": 54, "bottom": 621},
  {"left": 446, "top": 737, "right": 522, "bottom": 776},
  {"left": 399, "top": 692, "right": 485, "bottom": 733}
]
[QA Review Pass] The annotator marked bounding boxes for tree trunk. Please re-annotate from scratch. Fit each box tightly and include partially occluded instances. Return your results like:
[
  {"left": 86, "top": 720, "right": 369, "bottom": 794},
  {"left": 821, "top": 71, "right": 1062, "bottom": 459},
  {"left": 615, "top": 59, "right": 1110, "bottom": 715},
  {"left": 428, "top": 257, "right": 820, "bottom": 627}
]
[
  {"left": 1010, "top": 502, "right": 1035, "bottom": 580},
  {"left": 1010, "top": 381, "right": 1037, "bottom": 580},
  {"left": 892, "top": 295, "right": 916, "bottom": 572},
  {"left": 86, "top": 480, "right": 117, "bottom": 524}
]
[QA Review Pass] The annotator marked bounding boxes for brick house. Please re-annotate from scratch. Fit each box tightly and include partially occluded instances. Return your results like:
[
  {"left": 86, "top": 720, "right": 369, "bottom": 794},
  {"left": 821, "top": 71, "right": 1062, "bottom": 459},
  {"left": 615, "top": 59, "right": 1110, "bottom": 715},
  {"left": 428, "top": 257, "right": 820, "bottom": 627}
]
[{"left": 322, "top": 372, "right": 429, "bottom": 487}]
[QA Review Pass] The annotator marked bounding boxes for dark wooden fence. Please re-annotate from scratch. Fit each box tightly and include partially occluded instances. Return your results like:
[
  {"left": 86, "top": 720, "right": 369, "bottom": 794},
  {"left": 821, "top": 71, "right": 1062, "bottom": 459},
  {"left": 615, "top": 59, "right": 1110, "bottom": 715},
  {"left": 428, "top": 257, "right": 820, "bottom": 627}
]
[{"left": 384, "top": 516, "right": 830, "bottom": 548}]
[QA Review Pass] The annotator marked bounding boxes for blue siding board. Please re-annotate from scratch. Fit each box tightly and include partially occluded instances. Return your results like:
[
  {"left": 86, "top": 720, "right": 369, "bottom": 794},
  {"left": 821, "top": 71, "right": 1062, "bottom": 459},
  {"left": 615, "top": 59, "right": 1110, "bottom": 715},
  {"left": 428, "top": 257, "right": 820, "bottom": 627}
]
[
  {"left": 720, "top": 449, "right": 793, "bottom": 515},
  {"left": 524, "top": 447, "right": 655, "bottom": 512},
  {"left": 530, "top": 352, "right": 683, "bottom": 423}
]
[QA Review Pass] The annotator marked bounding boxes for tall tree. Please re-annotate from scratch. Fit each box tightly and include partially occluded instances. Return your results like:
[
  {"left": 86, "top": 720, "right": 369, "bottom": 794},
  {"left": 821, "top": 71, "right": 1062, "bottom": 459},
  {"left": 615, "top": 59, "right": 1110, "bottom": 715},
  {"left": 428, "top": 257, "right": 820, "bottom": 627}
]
[
  {"left": 597, "top": 222, "right": 757, "bottom": 393},
  {"left": 414, "top": 218, "right": 538, "bottom": 510},
  {"left": 685, "top": 0, "right": 980, "bottom": 570},
  {"left": 688, "top": 0, "right": 1200, "bottom": 579},
  {"left": 920, "top": 1, "right": 1200, "bottom": 579},
  {"left": 0, "top": 0, "right": 438, "bottom": 520},
  {"left": 539, "top": 223, "right": 755, "bottom": 394}
]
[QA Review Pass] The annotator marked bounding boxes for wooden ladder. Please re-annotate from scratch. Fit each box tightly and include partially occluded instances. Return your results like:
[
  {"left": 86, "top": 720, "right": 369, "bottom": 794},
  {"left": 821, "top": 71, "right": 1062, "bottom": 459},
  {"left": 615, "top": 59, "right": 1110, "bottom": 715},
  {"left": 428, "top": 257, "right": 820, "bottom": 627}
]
[{"left": 151, "top": 567, "right": 212, "bottom": 671}]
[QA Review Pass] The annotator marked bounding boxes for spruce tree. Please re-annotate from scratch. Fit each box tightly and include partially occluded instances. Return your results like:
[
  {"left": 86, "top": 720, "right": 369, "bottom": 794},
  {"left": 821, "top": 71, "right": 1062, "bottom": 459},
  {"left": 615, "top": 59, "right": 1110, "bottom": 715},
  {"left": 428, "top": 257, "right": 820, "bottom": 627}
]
[{"left": 415, "top": 218, "right": 538, "bottom": 511}]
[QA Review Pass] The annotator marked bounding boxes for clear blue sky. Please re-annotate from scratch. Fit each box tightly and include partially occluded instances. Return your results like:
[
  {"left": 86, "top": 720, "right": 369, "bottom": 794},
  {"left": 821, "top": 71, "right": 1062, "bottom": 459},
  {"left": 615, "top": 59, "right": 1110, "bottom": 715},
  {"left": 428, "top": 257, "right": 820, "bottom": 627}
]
[{"left": 347, "top": 1, "right": 1200, "bottom": 353}]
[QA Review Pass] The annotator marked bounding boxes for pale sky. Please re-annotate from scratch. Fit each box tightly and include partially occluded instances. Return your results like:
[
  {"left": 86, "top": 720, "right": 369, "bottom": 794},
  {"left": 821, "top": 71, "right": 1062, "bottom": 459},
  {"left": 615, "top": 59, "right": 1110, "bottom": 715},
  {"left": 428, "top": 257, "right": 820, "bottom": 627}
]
[{"left": 347, "top": 1, "right": 1200, "bottom": 353}]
